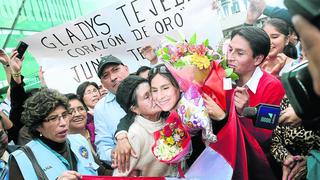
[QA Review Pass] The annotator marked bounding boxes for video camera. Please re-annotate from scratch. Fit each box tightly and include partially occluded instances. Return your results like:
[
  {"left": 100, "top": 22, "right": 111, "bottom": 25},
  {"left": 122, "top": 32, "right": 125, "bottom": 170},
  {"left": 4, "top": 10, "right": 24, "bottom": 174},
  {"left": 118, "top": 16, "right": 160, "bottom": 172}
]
[
  {"left": 284, "top": 0, "right": 320, "bottom": 28},
  {"left": 281, "top": 62, "right": 320, "bottom": 130}
]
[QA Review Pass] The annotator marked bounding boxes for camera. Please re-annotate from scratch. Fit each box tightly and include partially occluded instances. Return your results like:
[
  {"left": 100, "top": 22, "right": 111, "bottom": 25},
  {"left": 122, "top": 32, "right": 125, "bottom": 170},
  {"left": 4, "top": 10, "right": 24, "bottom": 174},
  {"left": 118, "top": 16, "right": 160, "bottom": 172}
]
[
  {"left": 284, "top": 0, "right": 320, "bottom": 28},
  {"left": 281, "top": 62, "right": 320, "bottom": 130}
]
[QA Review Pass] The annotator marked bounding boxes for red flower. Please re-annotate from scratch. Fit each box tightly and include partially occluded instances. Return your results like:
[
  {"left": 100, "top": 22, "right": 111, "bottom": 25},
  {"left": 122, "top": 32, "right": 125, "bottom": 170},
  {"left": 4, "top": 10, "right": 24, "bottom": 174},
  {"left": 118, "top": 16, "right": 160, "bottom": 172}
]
[
  {"left": 188, "top": 45, "right": 197, "bottom": 53},
  {"left": 163, "top": 125, "right": 173, "bottom": 137},
  {"left": 196, "top": 44, "right": 207, "bottom": 56}
]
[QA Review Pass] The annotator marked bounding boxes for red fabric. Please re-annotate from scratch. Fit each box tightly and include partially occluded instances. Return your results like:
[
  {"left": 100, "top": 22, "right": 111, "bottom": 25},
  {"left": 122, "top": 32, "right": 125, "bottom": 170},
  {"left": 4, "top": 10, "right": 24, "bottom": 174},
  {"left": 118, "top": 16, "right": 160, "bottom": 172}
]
[
  {"left": 210, "top": 93, "right": 249, "bottom": 180},
  {"left": 237, "top": 71, "right": 285, "bottom": 145},
  {"left": 202, "top": 61, "right": 227, "bottom": 111},
  {"left": 81, "top": 176, "right": 165, "bottom": 180},
  {"left": 209, "top": 71, "right": 285, "bottom": 180}
]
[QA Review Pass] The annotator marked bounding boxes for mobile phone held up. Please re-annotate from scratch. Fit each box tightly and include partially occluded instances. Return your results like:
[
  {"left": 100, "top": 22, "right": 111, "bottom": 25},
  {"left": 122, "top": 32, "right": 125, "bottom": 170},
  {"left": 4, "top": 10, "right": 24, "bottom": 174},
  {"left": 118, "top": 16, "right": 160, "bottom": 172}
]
[
  {"left": 16, "top": 41, "right": 28, "bottom": 59},
  {"left": 284, "top": 0, "right": 320, "bottom": 28}
]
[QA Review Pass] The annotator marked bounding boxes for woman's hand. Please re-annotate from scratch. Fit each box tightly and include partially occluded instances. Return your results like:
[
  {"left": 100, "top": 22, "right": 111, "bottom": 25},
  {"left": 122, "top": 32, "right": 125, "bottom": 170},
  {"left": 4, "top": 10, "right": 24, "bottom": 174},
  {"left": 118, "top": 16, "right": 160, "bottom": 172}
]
[
  {"left": 9, "top": 49, "right": 24, "bottom": 73},
  {"left": 112, "top": 134, "right": 137, "bottom": 173},
  {"left": 0, "top": 51, "right": 9, "bottom": 67},
  {"left": 279, "top": 106, "right": 302, "bottom": 127},
  {"left": 245, "top": 0, "right": 266, "bottom": 24},
  {"left": 261, "top": 53, "right": 288, "bottom": 76},
  {"left": 57, "top": 170, "right": 81, "bottom": 180},
  {"left": 203, "top": 93, "right": 226, "bottom": 121},
  {"left": 282, "top": 155, "right": 296, "bottom": 180},
  {"left": 282, "top": 155, "right": 307, "bottom": 180},
  {"left": 38, "top": 66, "right": 47, "bottom": 87}
]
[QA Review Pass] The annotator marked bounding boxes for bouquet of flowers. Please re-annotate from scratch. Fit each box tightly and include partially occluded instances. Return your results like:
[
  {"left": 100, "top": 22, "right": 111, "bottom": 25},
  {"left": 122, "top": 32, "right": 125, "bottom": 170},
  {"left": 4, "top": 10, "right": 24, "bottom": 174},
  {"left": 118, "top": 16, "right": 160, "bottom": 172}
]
[
  {"left": 152, "top": 111, "right": 191, "bottom": 163},
  {"left": 177, "top": 84, "right": 217, "bottom": 143},
  {"left": 156, "top": 33, "right": 238, "bottom": 144}
]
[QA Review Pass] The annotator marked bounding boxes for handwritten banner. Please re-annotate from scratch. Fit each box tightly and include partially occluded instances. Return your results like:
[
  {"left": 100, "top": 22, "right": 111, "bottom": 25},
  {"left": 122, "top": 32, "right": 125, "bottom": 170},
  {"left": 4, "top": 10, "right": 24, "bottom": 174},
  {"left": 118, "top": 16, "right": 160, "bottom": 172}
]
[{"left": 22, "top": 0, "right": 223, "bottom": 93}]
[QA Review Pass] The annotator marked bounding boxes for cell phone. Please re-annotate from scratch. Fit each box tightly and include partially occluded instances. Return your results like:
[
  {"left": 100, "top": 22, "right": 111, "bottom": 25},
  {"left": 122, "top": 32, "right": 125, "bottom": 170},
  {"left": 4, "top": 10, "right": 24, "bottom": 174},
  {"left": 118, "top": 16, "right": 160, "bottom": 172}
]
[
  {"left": 16, "top": 41, "right": 28, "bottom": 59},
  {"left": 284, "top": 0, "right": 320, "bottom": 28}
]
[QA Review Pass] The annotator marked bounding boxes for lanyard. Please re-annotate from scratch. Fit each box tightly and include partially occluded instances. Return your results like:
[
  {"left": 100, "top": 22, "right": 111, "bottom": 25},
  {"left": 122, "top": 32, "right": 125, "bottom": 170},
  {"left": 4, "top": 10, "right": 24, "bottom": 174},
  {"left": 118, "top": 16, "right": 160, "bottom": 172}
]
[{"left": 37, "top": 139, "right": 75, "bottom": 170}]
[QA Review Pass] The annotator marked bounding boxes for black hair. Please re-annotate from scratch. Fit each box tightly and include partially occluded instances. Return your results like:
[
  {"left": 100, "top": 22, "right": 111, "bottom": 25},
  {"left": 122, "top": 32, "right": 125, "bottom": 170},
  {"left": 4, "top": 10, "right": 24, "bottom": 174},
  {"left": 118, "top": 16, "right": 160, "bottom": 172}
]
[
  {"left": 76, "top": 81, "right": 99, "bottom": 108},
  {"left": 231, "top": 26, "right": 270, "bottom": 60},
  {"left": 263, "top": 18, "right": 289, "bottom": 36},
  {"left": 148, "top": 64, "right": 179, "bottom": 89},
  {"left": 65, "top": 93, "right": 85, "bottom": 107},
  {"left": 136, "top": 66, "right": 151, "bottom": 76},
  {"left": 283, "top": 43, "right": 298, "bottom": 59},
  {"left": 22, "top": 89, "right": 69, "bottom": 138}
]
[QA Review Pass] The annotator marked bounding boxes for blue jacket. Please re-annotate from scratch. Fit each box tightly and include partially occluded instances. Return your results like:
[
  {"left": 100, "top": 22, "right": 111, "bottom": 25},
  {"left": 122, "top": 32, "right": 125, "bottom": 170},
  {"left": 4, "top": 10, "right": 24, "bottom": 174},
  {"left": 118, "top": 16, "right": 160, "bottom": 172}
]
[
  {"left": 10, "top": 134, "right": 98, "bottom": 180},
  {"left": 94, "top": 93, "right": 126, "bottom": 163}
]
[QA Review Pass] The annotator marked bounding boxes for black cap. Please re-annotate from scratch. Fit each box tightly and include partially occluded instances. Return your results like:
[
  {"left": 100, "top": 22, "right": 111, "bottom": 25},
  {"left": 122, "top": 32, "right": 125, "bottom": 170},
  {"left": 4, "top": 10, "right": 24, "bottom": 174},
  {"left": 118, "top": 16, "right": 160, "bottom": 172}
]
[
  {"left": 116, "top": 75, "right": 147, "bottom": 113},
  {"left": 97, "top": 55, "right": 123, "bottom": 78}
]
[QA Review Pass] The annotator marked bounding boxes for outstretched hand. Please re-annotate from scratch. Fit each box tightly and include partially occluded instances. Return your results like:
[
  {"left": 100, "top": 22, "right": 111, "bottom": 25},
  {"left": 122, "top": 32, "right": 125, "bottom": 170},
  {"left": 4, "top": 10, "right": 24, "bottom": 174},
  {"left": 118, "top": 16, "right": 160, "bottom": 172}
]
[
  {"left": 245, "top": 0, "right": 266, "bottom": 24},
  {"left": 112, "top": 136, "right": 137, "bottom": 173},
  {"left": 9, "top": 49, "right": 24, "bottom": 73}
]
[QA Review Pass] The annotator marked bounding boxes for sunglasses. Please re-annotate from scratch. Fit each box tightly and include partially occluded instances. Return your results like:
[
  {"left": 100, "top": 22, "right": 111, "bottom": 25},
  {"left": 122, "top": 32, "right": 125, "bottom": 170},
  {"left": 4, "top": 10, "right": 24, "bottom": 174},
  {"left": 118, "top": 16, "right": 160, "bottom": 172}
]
[{"left": 150, "top": 65, "right": 169, "bottom": 76}]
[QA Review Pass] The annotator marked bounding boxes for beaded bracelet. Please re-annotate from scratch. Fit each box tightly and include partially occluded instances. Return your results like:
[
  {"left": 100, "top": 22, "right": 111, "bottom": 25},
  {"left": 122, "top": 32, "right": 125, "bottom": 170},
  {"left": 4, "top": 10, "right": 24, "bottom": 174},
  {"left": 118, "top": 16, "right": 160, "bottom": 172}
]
[{"left": 12, "top": 71, "right": 21, "bottom": 77}]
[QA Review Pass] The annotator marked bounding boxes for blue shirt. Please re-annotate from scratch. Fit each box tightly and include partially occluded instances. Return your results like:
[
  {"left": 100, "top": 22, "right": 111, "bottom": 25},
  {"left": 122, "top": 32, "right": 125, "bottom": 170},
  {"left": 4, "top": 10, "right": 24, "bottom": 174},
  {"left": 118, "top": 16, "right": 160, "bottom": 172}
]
[{"left": 94, "top": 93, "right": 126, "bottom": 163}]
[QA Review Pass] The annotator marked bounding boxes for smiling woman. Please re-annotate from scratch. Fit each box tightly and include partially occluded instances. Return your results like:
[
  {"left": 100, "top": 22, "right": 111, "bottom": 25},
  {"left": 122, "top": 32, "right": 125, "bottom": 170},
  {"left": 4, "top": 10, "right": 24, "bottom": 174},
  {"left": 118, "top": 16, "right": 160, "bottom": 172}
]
[
  {"left": 65, "top": 93, "right": 97, "bottom": 153},
  {"left": 8, "top": 89, "right": 110, "bottom": 180},
  {"left": 113, "top": 75, "right": 177, "bottom": 177}
]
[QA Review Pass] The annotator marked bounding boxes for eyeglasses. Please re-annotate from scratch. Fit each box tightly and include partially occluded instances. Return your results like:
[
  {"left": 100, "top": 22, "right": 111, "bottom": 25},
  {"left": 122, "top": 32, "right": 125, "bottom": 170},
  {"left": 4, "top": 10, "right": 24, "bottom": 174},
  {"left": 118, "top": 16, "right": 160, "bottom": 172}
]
[
  {"left": 69, "top": 106, "right": 86, "bottom": 115},
  {"left": 150, "top": 65, "right": 169, "bottom": 76},
  {"left": 44, "top": 111, "right": 71, "bottom": 123},
  {"left": 84, "top": 88, "right": 99, "bottom": 96}
]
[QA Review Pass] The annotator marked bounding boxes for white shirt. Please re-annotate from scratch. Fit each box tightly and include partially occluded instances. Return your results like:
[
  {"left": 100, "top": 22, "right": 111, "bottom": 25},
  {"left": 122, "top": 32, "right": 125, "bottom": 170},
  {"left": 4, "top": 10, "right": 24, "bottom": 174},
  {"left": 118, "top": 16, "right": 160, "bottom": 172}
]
[{"left": 244, "top": 67, "right": 263, "bottom": 94}]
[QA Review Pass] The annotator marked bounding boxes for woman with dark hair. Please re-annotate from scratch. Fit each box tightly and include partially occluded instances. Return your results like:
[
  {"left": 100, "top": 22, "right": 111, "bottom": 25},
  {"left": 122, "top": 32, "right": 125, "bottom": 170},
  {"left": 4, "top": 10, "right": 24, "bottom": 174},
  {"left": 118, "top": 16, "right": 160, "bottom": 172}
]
[
  {"left": 114, "top": 64, "right": 225, "bottom": 172},
  {"left": 76, "top": 81, "right": 101, "bottom": 151},
  {"left": 65, "top": 93, "right": 96, "bottom": 152},
  {"left": 9, "top": 89, "right": 109, "bottom": 179},
  {"left": 113, "top": 75, "right": 177, "bottom": 176},
  {"left": 135, "top": 66, "right": 151, "bottom": 79},
  {"left": 76, "top": 81, "right": 101, "bottom": 115},
  {"left": 261, "top": 18, "right": 297, "bottom": 76}
]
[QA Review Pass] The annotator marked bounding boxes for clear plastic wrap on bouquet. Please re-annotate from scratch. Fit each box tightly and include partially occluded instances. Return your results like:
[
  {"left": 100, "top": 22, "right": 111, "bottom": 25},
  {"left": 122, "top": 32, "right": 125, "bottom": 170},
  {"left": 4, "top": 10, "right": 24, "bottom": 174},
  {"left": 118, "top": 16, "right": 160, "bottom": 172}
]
[
  {"left": 177, "top": 85, "right": 217, "bottom": 144},
  {"left": 152, "top": 112, "right": 191, "bottom": 164}
]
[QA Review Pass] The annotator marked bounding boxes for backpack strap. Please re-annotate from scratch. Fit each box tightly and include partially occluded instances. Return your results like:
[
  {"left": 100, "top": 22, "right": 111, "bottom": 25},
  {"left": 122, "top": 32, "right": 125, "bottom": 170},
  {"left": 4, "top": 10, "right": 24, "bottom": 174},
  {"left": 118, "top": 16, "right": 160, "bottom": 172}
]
[
  {"left": 0, "top": 160, "right": 7, "bottom": 180},
  {"left": 20, "top": 146, "right": 49, "bottom": 180}
]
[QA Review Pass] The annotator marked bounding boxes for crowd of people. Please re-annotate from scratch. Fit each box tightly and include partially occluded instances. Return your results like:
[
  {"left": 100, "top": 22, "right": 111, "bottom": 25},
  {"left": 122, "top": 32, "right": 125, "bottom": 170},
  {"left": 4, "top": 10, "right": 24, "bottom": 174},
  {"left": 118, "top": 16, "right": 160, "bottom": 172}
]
[{"left": 0, "top": 0, "right": 319, "bottom": 179}]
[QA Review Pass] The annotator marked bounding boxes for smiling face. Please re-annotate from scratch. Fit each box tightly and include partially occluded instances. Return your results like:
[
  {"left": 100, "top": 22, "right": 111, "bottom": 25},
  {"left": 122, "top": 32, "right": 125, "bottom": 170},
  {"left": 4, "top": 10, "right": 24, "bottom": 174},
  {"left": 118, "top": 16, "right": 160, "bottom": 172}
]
[
  {"left": 83, "top": 85, "right": 100, "bottom": 109},
  {"left": 150, "top": 74, "right": 180, "bottom": 112},
  {"left": 68, "top": 99, "right": 87, "bottom": 134},
  {"left": 263, "top": 24, "right": 288, "bottom": 59},
  {"left": 37, "top": 106, "right": 70, "bottom": 143},
  {"left": 100, "top": 64, "right": 129, "bottom": 94}
]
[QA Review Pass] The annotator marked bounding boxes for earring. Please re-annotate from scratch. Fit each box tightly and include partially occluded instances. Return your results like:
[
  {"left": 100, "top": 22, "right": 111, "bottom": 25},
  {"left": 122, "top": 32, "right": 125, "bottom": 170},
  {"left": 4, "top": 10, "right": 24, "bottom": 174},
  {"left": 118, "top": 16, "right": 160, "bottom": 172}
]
[{"left": 40, "top": 132, "right": 43, "bottom": 137}]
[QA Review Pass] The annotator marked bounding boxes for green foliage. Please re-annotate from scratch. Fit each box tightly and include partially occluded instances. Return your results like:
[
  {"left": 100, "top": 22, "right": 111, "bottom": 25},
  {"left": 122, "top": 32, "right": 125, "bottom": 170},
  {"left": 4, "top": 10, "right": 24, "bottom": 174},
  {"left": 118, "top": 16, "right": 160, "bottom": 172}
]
[
  {"left": 165, "top": 35, "right": 177, "bottom": 43},
  {"left": 189, "top": 33, "right": 197, "bottom": 45},
  {"left": 174, "top": 60, "right": 187, "bottom": 69},
  {"left": 203, "top": 39, "right": 209, "bottom": 47}
]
